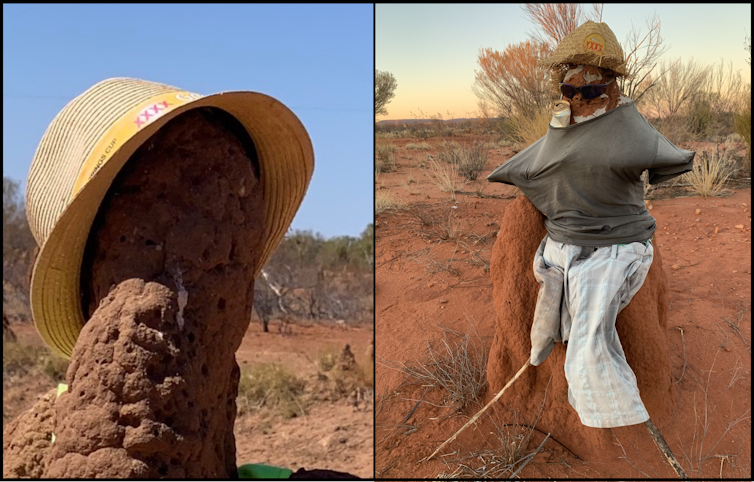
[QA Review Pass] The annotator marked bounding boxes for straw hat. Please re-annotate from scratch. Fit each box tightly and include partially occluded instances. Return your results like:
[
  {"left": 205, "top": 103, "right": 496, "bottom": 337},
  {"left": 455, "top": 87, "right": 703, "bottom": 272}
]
[
  {"left": 538, "top": 20, "right": 629, "bottom": 76},
  {"left": 26, "top": 78, "right": 314, "bottom": 358}
]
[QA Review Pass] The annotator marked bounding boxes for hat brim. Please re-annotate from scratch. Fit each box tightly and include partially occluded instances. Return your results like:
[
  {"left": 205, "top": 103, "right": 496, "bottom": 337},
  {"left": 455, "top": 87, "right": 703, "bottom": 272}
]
[{"left": 30, "top": 92, "right": 314, "bottom": 359}]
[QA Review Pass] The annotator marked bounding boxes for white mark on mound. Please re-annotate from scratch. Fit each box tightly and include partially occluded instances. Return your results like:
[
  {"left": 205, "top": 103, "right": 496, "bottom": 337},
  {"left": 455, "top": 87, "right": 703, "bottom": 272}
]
[
  {"left": 573, "top": 105, "right": 608, "bottom": 123},
  {"left": 617, "top": 95, "right": 632, "bottom": 106},
  {"left": 564, "top": 65, "right": 584, "bottom": 82},
  {"left": 173, "top": 268, "right": 189, "bottom": 330},
  {"left": 599, "top": 93, "right": 609, "bottom": 100},
  {"left": 583, "top": 70, "right": 603, "bottom": 83}
]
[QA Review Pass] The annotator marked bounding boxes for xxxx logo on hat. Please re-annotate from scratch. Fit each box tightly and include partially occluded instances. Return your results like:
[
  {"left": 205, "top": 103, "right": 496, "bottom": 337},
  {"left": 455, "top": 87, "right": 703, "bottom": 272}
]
[{"left": 584, "top": 33, "right": 605, "bottom": 55}]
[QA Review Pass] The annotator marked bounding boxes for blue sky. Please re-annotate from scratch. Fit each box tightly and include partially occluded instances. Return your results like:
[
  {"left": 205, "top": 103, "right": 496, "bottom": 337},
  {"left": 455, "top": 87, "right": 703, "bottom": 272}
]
[
  {"left": 377, "top": 3, "right": 751, "bottom": 120},
  {"left": 3, "top": 4, "right": 374, "bottom": 238}
]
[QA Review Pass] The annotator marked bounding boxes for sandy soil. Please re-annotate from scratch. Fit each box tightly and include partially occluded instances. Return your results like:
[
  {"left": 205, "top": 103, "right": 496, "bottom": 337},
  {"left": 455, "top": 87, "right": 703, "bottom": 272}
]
[
  {"left": 3, "top": 319, "right": 374, "bottom": 479},
  {"left": 376, "top": 137, "right": 751, "bottom": 479}
]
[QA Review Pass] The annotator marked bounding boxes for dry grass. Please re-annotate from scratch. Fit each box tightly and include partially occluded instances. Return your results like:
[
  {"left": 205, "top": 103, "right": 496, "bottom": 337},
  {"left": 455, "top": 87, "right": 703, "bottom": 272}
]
[
  {"left": 376, "top": 191, "right": 405, "bottom": 215},
  {"left": 380, "top": 318, "right": 487, "bottom": 412},
  {"left": 406, "top": 142, "right": 431, "bottom": 150},
  {"left": 422, "top": 156, "right": 468, "bottom": 201},
  {"left": 405, "top": 203, "right": 461, "bottom": 242},
  {"left": 401, "top": 171, "right": 419, "bottom": 195},
  {"left": 681, "top": 147, "right": 737, "bottom": 198},
  {"left": 615, "top": 346, "right": 752, "bottom": 478},
  {"left": 676, "top": 350, "right": 751, "bottom": 478},
  {"left": 376, "top": 141, "right": 398, "bottom": 173},
  {"left": 439, "top": 369, "right": 555, "bottom": 478},
  {"left": 379, "top": 317, "right": 561, "bottom": 478},
  {"left": 437, "top": 140, "right": 489, "bottom": 181},
  {"left": 3, "top": 339, "right": 68, "bottom": 383},
  {"left": 375, "top": 169, "right": 384, "bottom": 190},
  {"left": 237, "top": 362, "right": 307, "bottom": 418},
  {"left": 506, "top": 107, "right": 550, "bottom": 150}
]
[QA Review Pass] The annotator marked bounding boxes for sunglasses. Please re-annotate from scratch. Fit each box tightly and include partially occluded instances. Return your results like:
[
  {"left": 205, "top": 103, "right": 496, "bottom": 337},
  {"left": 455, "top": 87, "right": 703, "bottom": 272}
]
[{"left": 559, "top": 78, "right": 614, "bottom": 100}]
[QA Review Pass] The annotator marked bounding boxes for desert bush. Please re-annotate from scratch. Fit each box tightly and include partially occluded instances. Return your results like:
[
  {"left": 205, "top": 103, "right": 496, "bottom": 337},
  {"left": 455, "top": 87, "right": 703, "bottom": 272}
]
[
  {"left": 316, "top": 346, "right": 339, "bottom": 372},
  {"left": 405, "top": 203, "right": 461, "bottom": 242},
  {"left": 733, "top": 104, "right": 751, "bottom": 175},
  {"left": 456, "top": 142, "right": 488, "bottom": 181},
  {"left": 375, "top": 142, "right": 397, "bottom": 173},
  {"left": 381, "top": 321, "right": 487, "bottom": 412},
  {"left": 375, "top": 191, "right": 405, "bottom": 215},
  {"left": 400, "top": 178, "right": 419, "bottom": 196},
  {"left": 681, "top": 147, "right": 737, "bottom": 198},
  {"left": 472, "top": 40, "right": 557, "bottom": 118},
  {"left": 688, "top": 99, "right": 714, "bottom": 139},
  {"left": 237, "top": 362, "right": 307, "bottom": 418},
  {"left": 375, "top": 131, "right": 397, "bottom": 140},
  {"left": 406, "top": 142, "right": 431, "bottom": 150},
  {"left": 3, "top": 340, "right": 68, "bottom": 382},
  {"left": 505, "top": 107, "right": 550, "bottom": 150},
  {"left": 437, "top": 140, "right": 489, "bottom": 180},
  {"left": 422, "top": 156, "right": 468, "bottom": 201}
]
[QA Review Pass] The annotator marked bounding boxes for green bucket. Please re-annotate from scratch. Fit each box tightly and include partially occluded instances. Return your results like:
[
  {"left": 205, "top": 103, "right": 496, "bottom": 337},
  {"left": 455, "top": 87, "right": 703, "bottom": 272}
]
[{"left": 237, "top": 463, "right": 293, "bottom": 479}]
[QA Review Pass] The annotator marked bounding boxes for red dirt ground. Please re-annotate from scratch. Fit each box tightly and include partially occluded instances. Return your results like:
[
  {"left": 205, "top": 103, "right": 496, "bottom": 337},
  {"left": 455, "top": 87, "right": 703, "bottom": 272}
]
[
  {"left": 376, "top": 137, "right": 751, "bottom": 479},
  {"left": 4, "top": 320, "right": 374, "bottom": 478}
]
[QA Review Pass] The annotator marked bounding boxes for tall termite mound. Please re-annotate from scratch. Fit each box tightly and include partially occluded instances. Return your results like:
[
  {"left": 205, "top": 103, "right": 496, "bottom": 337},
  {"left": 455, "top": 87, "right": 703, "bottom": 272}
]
[
  {"left": 485, "top": 196, "right": 674, "bottom": 460},
  {"left": 43, "top": 107, "right": 265, "bottom": 478}
]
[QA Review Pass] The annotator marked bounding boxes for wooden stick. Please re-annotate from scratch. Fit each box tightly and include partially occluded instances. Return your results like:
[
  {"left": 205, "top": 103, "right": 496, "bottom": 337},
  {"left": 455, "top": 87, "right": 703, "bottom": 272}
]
[
  {"left": 644, "top": 418, "right": 688, "bottom": 479},
  {"left": 424, "top": 361, "right": 530, "bottom": 461}
]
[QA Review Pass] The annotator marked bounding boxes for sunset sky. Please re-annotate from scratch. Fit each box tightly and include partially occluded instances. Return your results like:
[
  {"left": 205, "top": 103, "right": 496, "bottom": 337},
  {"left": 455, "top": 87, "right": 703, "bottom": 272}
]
[{"left": 376, "top": 4, "right": 751, "bottom": 121}]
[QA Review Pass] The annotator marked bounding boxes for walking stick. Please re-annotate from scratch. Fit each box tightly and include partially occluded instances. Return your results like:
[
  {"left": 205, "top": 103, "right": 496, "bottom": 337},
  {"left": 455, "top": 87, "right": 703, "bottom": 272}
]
[
  {"left": 424, "top": 361, "right": 530, "bottom": 461},
  {"left": 644, "top": 418, "right": 688, "bottom": 479}
]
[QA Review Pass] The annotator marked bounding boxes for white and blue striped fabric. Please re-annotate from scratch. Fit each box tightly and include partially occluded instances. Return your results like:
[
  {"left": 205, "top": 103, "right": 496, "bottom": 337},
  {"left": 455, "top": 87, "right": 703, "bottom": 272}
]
[{"left": 530, "top": 234, "right": 654, "bottom": 428}]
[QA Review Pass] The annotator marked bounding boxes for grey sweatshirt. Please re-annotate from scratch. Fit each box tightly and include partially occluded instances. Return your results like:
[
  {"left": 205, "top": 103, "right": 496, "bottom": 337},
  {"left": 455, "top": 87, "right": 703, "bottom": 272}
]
[{"left": 487, "top": 101, "right": 695, "bottom": 246}]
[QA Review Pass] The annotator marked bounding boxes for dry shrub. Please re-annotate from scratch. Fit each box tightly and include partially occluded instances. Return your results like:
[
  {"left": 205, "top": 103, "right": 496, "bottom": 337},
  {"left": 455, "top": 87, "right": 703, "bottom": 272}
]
[
  {"left": 682, "top": 147, "right": 737, "bottom": 198},
  {"left": 406, "top": 142, "right": 431, "bottom": 150},
  {"left": 406, "top": 203, "right": 461, "bottom": 242},
  {"left": 505, "top": 106, "right": 550, "bottom": 150},
  {"left": 438, "top": 140, "right": 489, "bottom": 181},
  {"left": 381, "top": 320, "right": 487, "bottom": 412},
  {"left": 376, "top": 142, "right": 397, "bottom": 173},
  {"left": 733, "top": 95, "right": 751, "bottom": 175},
  {"left": 3, "top": 339, "right": 68, "bottom": 382},
  {"left": 375, "top": 191, "right": 405, "bottom": 215},
  {"left": 422, "top": 156, "right": 468, "bottom": 201},
  {"left": 237, "top": 362, "right": 307, "bottom": 418},
  {"left": 316, "top": 346, "right": 339, "bottom": 372},
  {"left": 311, "top": 345, "right": 373, "bottom": 404},
  {"left": 400, "top": 177, "right": 419, "bottom": 196}
]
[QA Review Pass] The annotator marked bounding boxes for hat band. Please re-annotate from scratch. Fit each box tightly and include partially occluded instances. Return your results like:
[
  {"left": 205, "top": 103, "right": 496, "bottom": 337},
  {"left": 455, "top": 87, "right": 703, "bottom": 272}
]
[{"left": 71, "top": 90, "right": 204, "bottom": 196}]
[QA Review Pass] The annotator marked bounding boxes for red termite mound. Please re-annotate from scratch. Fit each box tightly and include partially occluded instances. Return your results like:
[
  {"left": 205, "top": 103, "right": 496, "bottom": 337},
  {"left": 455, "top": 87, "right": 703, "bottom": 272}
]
[
  {"left": 485, "top": 196, "right": 674, "bottom": 460},
  {"left": 41, "top": 107, "right": 264, "bottom": 478}
]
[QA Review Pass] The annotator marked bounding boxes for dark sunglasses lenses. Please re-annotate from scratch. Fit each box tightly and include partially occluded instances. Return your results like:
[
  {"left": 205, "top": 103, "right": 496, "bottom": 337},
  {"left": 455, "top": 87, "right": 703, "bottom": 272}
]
[
  {"left": 559, "top": 84, "right": 577, "bottom": 98},
  {"left": 559, "top": 83, "right": 607, "bottom": 100}
]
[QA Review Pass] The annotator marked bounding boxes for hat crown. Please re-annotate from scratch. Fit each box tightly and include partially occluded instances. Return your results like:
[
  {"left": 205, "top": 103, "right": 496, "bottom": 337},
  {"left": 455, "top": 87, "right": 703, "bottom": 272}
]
[
  {"left": 537, "top": 20, "right": 628, "bottom": 76},
  {"left": 26, "top": 78, "right": 182, "bottom": 246}
]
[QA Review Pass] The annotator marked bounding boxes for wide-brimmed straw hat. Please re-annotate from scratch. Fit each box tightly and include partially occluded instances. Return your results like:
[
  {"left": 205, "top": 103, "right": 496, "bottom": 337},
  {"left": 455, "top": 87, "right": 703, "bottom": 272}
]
[
  {"left": 26, "top": 78, "right": 314, "bottom": 358},
  {"left": 537, "top": 20, "right": 629, "bottom": 76}
]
